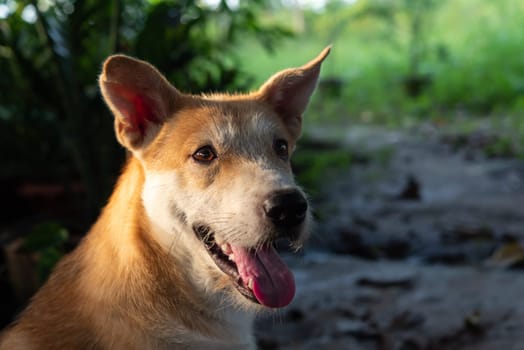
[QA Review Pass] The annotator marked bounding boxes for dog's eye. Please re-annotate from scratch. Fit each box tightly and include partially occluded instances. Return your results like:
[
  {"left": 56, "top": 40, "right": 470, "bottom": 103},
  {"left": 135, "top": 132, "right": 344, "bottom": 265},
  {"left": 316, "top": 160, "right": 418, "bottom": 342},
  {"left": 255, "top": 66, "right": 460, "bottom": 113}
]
[
  {"left": 274, "top": 139, "right": 288, "bottom": 159},
  {"left": 193, "top": 146, "right": 217, "bottom": 163}
]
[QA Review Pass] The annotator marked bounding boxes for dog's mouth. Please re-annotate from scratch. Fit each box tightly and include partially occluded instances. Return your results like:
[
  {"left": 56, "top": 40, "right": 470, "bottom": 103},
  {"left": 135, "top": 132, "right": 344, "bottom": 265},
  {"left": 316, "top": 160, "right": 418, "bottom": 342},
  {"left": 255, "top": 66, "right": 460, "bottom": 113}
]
[{"left": 193, "top": 224, "right": 295, "bottom": 308}]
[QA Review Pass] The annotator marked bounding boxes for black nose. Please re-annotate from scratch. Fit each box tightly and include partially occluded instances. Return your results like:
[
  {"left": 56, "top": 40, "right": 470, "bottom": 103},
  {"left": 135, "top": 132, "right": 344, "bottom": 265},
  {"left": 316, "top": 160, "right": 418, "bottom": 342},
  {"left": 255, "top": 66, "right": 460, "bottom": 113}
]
[{"left": 263, "top": 189, "right": 308, "bottom": 228}]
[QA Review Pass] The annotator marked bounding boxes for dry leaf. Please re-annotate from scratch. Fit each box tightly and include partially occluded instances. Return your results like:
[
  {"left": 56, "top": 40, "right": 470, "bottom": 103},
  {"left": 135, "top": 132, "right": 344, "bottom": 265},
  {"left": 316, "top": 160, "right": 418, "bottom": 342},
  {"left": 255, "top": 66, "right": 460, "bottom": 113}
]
[{"left": 486, "top": 242, "right": 524, "bottom": 268}]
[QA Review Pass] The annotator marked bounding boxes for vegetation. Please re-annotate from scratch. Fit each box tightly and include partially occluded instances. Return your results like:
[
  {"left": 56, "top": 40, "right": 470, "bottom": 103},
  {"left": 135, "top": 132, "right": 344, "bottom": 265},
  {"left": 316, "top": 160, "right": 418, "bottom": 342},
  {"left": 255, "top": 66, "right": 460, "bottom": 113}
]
[
  {"left": 21, "top": 222, "right": 69, "bottom": 283},
  {"left": 236, "top": 0, "right": 524, "bottom": 125},
  {"left": 293, "top": 143, "right": 352, "bottom": 195}
]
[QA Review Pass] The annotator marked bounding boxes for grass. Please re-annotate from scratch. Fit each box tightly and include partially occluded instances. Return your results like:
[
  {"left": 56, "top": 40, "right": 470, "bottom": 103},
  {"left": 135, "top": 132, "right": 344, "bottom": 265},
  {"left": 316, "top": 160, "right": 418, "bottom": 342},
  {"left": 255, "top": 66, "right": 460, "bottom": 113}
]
[
  {"left": 235, "top": 0, "right": 524, "bottom": 123},
  {"left": 292, "top": 147, "right": 352, "bottom": 195}
]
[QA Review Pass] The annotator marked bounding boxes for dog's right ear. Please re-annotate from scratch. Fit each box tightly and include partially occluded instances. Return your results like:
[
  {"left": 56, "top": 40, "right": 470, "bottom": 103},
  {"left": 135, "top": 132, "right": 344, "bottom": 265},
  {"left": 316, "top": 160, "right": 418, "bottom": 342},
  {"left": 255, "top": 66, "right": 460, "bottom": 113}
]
[{"left": 99, "top": 55, "right": 180, "bottom": 151}]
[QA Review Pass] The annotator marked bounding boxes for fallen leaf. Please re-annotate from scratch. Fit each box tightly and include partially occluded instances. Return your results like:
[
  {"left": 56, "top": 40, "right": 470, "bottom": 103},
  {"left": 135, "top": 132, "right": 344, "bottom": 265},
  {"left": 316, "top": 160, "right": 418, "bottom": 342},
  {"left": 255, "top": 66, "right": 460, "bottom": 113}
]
[{"left": 486, "top": 242, "right": 524, "bottom": 268}]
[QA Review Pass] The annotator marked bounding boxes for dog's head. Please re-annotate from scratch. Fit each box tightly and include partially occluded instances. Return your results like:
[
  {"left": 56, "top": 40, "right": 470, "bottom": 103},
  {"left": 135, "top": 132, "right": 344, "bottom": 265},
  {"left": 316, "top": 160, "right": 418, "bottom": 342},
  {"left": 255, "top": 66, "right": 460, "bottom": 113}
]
[{"left": 99, "top": 48, "right": 330, "bottom": 309}]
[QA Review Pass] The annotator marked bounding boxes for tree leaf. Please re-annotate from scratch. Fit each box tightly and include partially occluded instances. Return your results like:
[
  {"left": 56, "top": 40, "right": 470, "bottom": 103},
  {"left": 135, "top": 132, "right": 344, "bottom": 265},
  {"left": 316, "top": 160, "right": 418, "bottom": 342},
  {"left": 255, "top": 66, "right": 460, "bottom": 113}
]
[{"left": 21, "top": 222, "right": 69, "bottom": 252}]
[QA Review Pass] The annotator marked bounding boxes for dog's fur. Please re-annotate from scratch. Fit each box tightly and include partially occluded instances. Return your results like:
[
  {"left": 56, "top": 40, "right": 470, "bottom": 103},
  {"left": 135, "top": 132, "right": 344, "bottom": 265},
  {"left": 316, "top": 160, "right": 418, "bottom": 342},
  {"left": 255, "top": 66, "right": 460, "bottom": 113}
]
[{"left": 0, "top": 47, "right": 330, "bottom": 349}]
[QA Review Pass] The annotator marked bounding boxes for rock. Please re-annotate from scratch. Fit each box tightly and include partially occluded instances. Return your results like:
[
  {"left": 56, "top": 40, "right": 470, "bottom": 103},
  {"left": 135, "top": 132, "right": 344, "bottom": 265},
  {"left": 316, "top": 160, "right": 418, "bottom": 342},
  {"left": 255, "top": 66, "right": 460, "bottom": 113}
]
[
  {"left": 356, "top": 272, "right": 416, "bottom": 290},
  {"left": 397, "top": 175, "right": 422, "bottom": 200}
]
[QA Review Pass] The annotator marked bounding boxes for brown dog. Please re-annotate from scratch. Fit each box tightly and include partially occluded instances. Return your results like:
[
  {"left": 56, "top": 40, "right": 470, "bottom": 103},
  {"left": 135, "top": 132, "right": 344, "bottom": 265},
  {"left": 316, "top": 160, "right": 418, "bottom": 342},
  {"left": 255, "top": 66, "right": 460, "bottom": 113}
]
[{"left": 0, "top": 47, "right": 330, "bottom": 349}]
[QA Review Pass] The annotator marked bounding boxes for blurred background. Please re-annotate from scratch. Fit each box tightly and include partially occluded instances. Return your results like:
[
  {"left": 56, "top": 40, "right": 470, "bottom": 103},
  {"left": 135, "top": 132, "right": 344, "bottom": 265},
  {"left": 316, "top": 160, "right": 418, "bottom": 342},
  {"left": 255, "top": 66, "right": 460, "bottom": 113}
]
[{"left": 1, "top": 0, "right": 524, "bottom": 348}]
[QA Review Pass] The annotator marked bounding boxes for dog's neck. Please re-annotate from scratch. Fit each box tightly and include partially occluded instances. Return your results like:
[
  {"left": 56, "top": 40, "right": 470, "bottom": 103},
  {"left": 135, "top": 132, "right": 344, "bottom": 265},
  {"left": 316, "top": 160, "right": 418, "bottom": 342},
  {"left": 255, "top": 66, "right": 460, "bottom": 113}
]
[{"left": 83, "top": 157, "right": 255, "bottom": 347}]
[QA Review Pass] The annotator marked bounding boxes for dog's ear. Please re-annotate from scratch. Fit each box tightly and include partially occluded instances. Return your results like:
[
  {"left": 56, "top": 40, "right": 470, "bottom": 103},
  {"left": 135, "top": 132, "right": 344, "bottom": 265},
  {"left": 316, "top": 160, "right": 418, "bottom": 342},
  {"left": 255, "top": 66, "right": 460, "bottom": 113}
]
[
  {"left": 258, "top": 46, "right": 330, "bottom": 140},
  {"left": 99, "top": 55, "right": 180, "bottom": 150}
]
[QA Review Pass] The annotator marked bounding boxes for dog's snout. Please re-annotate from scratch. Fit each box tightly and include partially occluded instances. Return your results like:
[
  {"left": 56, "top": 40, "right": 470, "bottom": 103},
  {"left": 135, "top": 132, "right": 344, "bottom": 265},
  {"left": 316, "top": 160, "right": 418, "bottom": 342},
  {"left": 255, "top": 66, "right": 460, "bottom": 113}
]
[{"left": 263, "top": 189, "right": 308, "bottom": 228}]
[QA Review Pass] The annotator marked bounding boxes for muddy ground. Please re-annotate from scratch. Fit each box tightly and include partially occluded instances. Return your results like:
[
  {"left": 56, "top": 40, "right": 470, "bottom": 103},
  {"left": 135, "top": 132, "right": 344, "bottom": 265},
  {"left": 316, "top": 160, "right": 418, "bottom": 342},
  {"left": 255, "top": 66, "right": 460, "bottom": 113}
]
[{"left": 256, "top": 124, "right": 524, "bottom": 350}]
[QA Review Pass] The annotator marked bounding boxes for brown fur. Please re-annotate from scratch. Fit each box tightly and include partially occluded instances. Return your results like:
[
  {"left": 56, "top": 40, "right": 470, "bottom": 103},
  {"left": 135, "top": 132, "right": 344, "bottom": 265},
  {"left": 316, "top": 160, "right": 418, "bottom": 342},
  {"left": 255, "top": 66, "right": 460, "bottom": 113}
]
[
  {"left": 0, "top": 47, "right": 330, "bottom": 349},
  {"left": 1, "top": 160, "right": 218, "bottom": 349}
]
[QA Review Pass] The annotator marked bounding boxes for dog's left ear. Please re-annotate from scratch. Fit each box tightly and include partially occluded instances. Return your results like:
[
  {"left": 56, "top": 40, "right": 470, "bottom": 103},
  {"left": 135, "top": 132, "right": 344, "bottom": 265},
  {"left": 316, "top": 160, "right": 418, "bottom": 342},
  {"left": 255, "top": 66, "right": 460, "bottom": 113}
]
[{"left": 258, "top": 46, "right": 331, "bottom": 139}]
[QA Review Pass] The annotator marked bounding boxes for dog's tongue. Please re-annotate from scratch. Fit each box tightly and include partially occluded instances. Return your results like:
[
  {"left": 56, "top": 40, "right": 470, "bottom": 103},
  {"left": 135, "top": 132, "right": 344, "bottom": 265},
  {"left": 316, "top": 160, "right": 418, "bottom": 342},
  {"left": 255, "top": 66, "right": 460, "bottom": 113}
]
[{"left": 231, "top": 245, "right": 295, "bottom": 308}]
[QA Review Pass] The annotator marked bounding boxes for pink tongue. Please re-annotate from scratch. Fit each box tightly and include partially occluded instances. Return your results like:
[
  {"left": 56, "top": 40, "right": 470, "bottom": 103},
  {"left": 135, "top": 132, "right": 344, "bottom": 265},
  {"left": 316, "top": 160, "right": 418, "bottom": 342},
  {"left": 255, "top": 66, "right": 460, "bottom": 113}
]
[{"left": 230, "top": 245, "right": 295, "bottom": 308}]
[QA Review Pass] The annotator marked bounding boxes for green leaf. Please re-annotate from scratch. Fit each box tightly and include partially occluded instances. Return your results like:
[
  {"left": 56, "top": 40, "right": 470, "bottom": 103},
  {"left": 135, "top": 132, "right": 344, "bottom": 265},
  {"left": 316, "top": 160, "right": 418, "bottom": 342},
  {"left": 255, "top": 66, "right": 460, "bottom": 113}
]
[
  {"left": 37, "top": 247, "right": 64, "bottom": 283},
  {"left": 22, "top": 222, "right": 69, "bottom": 252}
]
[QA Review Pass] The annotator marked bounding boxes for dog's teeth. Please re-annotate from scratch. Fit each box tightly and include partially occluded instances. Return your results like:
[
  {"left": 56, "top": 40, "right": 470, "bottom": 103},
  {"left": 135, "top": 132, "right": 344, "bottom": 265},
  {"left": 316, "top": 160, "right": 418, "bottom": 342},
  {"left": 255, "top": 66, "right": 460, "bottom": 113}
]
[
  {"left": 247, "top": 278, "right": 254, "bottom": 290},
  {"left": 221, "top": 243, "right": 232, "bottom": 255}
]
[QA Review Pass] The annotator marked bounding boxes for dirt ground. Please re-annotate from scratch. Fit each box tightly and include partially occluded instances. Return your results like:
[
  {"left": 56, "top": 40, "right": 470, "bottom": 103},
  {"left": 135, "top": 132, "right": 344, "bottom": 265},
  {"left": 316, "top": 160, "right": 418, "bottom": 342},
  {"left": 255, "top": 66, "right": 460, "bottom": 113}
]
[{"left": 256, "top": 123, "right": 524, "bottom": 350}]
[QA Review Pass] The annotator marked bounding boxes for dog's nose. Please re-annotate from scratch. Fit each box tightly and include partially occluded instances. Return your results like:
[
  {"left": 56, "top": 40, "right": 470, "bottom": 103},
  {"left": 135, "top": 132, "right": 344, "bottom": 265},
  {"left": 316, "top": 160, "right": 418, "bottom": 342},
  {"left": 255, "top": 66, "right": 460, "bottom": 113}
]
[{"left": 263, "top": 189, "right": 308, "bottom": 228}]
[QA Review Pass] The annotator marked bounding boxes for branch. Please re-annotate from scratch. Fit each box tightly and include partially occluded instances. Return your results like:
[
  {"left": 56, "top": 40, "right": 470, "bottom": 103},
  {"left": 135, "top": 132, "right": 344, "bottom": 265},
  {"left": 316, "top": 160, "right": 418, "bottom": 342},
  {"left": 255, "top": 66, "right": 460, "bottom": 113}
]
[
  {"left": 29, "top": 0, "right": 72, "bottom": 121},
  {"left": 109, "top": 0, "right": 122, "bottom": 53}
]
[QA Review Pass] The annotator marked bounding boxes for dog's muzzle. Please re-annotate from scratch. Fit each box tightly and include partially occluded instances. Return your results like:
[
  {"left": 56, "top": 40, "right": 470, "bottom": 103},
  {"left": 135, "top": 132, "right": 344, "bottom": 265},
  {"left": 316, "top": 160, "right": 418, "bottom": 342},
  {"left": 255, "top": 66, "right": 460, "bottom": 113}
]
[{"left": 192, "top": 189, "right": 308, "bottom": 309}]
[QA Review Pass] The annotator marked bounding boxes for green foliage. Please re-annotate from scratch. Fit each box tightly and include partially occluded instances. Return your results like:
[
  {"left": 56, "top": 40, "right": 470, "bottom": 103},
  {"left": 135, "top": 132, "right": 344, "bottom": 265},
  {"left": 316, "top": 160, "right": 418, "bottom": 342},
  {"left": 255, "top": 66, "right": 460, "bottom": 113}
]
[
  {"left": 133, "top": 0, "right": 291, "bottom": 93},
  {"left": 484, "top": 137, "right": 516, "bottom": 158},
  {"left": 21, "top": 222, "right": 69, "bottom": 282},
  {"left": 238, "top": 0, "right": 524, "bottom": 122},
  {"left": 21, "top": 222, "right": 68, "bottom": 251},
  {"left": 292, "top": 140, "right": 352, "bottom": 194},
  {"left": 429, "top": 1, "right": 524, "bottom": 112}
]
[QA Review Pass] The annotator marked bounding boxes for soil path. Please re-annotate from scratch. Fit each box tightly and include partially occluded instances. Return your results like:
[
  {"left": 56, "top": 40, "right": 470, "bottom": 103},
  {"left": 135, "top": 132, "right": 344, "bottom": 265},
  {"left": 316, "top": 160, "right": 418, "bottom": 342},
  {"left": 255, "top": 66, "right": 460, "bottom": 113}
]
[{"left": 256, "top": 124, "right": 524, "bottom": 350}]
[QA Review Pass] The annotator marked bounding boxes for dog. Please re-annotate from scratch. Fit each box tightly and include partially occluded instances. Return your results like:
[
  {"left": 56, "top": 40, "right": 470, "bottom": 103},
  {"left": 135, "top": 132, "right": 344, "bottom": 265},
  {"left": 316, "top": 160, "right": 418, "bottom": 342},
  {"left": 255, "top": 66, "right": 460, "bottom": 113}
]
[{"left": 0, "top": 46, "right": 330, "bottom": 349}]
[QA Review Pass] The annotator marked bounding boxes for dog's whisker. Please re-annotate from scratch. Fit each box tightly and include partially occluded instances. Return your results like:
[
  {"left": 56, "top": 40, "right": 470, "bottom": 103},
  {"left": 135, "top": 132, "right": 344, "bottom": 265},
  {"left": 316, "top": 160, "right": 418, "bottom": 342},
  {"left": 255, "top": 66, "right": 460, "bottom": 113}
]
[
  {"left": 205, "top": 219, "right": 232, "bottom": 226},
  {"left": 207, "top": 214, "right": 236, "bottom": 221},
  {"left": 168, "top": 227, "right": 184, "bottom": 256},
  {"left": 215, "top": 296, "right": 239, "bottom": 313},
  {"left": 221, "top": 228, "right": 250, "bottom": 244},
  {"left": 271, "top": 309, "right": 285, "bottom": 326}
]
